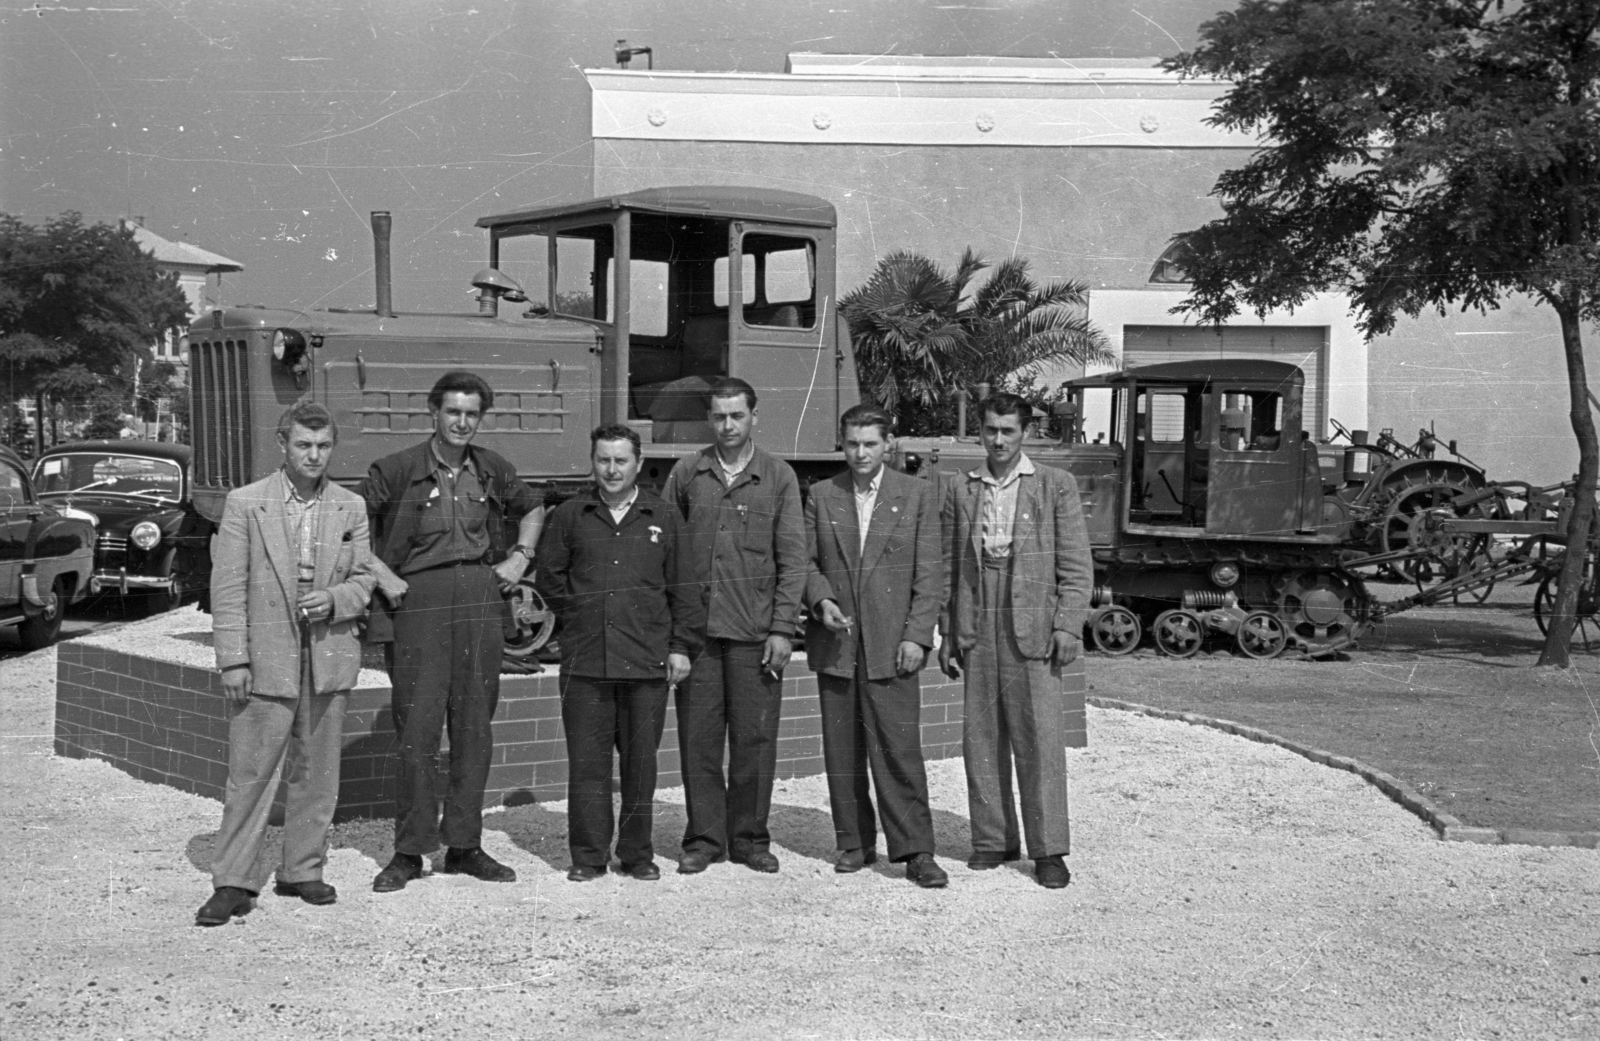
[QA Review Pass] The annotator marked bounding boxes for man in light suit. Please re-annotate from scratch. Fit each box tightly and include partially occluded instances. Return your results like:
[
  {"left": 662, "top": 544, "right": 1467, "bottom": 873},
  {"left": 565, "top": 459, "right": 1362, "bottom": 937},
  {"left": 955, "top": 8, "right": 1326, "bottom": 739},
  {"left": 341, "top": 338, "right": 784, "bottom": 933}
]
[
  {"left": 196, "top": 401, "right": 378, "bottom": 925},
  {"left": 804, "top": 404, "right": 948, "bottom": 888},
  {"left": 940, "top": 392, "right": 1093, "bottom": 889}
]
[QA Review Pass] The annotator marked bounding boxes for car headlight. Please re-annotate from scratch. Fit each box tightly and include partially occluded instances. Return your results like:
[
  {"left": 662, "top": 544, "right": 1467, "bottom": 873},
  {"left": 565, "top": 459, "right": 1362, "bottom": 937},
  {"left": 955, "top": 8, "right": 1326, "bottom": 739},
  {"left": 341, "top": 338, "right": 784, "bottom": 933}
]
[{"left": 131, "top": 521, "right": 162, "bottom": 550}]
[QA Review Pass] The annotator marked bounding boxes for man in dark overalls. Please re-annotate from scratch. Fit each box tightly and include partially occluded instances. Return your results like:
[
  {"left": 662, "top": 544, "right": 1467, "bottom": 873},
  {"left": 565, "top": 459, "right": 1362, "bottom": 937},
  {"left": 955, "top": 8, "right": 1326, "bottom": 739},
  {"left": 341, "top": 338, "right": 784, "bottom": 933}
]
[{"left": 362, "top": 371, "right": 545, "bottom": 892}]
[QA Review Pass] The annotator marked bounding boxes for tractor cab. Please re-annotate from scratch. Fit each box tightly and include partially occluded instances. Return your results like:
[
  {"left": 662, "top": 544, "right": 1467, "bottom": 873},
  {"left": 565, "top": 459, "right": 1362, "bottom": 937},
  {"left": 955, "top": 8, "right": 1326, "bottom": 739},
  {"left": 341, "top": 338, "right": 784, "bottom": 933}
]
[
  {"left": 1064, "top": 359, "right": 1330, "bottom": 541},
  {"left": 476, "top": 187, "right": 854, "bottom": 459}
]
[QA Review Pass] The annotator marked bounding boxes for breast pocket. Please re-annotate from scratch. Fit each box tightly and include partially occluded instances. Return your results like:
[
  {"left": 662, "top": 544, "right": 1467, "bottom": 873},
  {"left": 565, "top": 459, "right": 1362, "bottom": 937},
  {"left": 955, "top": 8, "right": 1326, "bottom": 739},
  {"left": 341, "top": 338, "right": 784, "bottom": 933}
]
[{"left": 413, "top": 496, "right": 449, "bottom": 538}]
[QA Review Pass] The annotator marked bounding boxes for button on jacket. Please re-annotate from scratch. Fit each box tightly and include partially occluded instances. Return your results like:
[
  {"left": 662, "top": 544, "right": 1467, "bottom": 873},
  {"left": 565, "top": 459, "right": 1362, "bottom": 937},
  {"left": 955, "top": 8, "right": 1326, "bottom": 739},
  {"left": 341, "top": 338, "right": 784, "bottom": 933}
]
[
  {"left": 660, "top": 444, "right": 806, "bottom": 642},
  {"left": 536, "top": 489, "right": 705, "bottom": 680}
]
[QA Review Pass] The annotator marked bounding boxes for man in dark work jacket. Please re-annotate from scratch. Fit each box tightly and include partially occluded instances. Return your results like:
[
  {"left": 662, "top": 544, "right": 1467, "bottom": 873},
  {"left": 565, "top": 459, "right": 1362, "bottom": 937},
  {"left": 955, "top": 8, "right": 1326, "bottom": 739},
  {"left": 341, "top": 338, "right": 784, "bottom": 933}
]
[
  {"left": 536, "top": 424, "right": 703, "bottom": 881},
  {"left": 361, "top": 371, "right": 545, "bottom": 893},
  {"left": 660, "top": 376, "right": 807, "bottom": 875}
]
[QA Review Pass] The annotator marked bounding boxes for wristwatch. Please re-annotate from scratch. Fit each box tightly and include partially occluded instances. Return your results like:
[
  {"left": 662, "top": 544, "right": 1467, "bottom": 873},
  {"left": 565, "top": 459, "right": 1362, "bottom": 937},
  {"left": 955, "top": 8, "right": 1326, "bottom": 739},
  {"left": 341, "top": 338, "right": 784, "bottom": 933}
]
[{"left": 509, "top": 544, "right": 533, "bottom": 560}]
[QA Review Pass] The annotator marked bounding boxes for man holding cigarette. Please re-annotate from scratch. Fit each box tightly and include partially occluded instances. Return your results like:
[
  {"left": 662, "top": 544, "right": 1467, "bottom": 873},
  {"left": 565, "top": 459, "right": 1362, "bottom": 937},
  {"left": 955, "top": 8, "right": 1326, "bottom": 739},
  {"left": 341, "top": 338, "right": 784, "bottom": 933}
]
[
  {"left": 661, "top": 377, "right": 807, "bottom": 875},
  {"left": 535, "top": 425, "right": 700, "bottom": 881},
  {"left": 198, "top": 402, "right": 376, "bottom": 925},
  {"left": 804, "top": 404, "right": 947, "bottom": 887}
]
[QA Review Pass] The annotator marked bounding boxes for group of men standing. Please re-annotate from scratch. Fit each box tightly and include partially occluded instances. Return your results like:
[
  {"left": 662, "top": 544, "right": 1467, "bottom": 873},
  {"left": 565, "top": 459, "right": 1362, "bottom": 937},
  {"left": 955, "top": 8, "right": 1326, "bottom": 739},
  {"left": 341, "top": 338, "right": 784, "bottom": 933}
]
[{"left": 195, "top": 370, "right": 1091, "bottom": 926}]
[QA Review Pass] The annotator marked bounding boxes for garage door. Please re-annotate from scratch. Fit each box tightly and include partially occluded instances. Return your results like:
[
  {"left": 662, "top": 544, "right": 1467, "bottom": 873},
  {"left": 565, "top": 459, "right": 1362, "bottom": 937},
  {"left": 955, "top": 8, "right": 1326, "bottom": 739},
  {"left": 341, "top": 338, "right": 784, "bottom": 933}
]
[{"left": 1123, "top": 325, "right": 1328, "bottom": 437}]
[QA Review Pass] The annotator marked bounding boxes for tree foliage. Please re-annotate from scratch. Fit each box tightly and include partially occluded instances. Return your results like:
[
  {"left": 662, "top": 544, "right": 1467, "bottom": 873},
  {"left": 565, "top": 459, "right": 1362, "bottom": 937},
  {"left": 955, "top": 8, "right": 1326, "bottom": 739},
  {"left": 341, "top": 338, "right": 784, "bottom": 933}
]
[
  {"left": 839, "top": 248, "right": 1110, "bottom": 435},
  {"left": 1165, "top": 0, "right": 1600, "bottom": 667},
  {"left": 0, "top": 212, "right": 190, "bottom": 450}
]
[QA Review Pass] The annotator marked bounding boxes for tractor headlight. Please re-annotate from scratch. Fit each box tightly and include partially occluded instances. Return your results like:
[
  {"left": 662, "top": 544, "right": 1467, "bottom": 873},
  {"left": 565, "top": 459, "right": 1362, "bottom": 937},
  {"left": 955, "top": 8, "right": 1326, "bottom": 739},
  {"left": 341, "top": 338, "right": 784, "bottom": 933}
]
[
  {"left": 272, "top": 328, "right": 308, "bottom": 366},
  {"left": 131, "top": 521, "right": 162, "bottom": 551}
]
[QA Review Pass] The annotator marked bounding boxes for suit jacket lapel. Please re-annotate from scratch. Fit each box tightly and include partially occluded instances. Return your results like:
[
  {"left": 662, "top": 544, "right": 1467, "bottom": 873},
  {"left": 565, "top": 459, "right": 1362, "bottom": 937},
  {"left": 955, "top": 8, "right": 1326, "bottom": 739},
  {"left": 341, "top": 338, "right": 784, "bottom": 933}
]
[
  {"left": 313, "top": 497, "right": 344, "bottom": 590},
  {"left": 827, "top": 475, "right": 862, "bottom": 574},
  {"left": 859, "top": 474, "right": 902, "bottom": 575},
  {"left": 253, "top": 486, "right": 294, "bottom": 601},
  {"left": 1012, "top": 474, "right": 1041, "bottom": 551},
  {"left": 963, "top": 476, "right": 983, "bottom": 563}
]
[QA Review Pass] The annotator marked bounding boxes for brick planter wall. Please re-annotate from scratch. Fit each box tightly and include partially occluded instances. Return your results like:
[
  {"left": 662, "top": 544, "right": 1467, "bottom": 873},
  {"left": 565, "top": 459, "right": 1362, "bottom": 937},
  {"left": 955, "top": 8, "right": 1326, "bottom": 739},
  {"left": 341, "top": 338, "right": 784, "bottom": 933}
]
[{"left": 55, "top": 640, "right": 1086, "bottom": 821}]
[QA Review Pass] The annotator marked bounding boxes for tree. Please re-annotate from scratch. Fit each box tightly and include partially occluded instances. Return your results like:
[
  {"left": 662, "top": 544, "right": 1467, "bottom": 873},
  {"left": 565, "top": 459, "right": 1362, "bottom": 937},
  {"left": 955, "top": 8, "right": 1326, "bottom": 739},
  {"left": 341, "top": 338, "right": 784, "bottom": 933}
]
[
  {"left": 840, "top": 248, "right": 1110, "bottom": 435},
  {"left": 0, "top": 212, "right": 190, "bottom": 450},
  {"left": 1164, "top": 0, "right": 1600, "bottom": 667}
]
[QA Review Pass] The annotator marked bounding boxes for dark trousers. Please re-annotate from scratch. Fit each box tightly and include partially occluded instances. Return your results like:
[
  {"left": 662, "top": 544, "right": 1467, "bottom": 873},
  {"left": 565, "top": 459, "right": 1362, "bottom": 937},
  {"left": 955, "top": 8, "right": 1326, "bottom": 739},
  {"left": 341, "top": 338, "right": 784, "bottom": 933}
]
[
  {"left": 818, "top": 656, "right": 935, "bottom": 863},
  {"left": 560, "top": 674, "right": 668, "bottom": 868},
  {"left": 387, "top": 562, "right": 503, "bottom": 855},
  {"left": 964, "top": 557, "right": 1071, "bottom": 859},
  {"left": 677, "top": 638, "right": 783, "bottom": 857}
]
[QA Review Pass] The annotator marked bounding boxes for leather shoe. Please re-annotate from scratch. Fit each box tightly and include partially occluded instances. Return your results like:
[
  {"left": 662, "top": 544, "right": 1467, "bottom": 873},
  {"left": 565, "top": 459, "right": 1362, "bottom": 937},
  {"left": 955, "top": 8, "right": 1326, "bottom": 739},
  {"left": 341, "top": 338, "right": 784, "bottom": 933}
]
[
  {"left": 731, "top": 849, "right": 780, "bottom": 873},
  {"left": 1035, "top": 855, "right": 1071, "bottom": 889},
  {"left": 442, "top": 847, "right": 516, "bottom": 883},
  {"left": 273, "top": 879, "right": 337, "bottom": 905},
  {"left": 676, "top": 849, "right": 726, "bottom": 875},
  {"left": 618, "top": 860, "right": 661, "bottom": 881},
  {"left": 195, "top": 886, "right": 254, "bottom": 926},
  {"left": 567, "top": 863, "right": 605, "bottom": 882},
  {"left": 834, "top": 848, "right": 879, "bottom": 873},
  {"left": 372, "top": 853, "right": 424, "bottom": 893},
  {"left": 905, "top": 853, "right": 949, "bottom": 889},
  {"left": 966, "top": 849, "right": 1021, "bottom": 870}
]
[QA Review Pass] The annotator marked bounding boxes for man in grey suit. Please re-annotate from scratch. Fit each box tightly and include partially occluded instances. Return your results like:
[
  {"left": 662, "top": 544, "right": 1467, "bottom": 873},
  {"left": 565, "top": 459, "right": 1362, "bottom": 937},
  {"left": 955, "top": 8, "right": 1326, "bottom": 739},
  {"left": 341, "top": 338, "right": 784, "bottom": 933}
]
[
  {"left": 196, "top": 401, "right": 378, "bottom": 925},
  {"left": 939, "top": 392, "right": 1093, "bottom": 889},
  {"left": 804, "top": 404, "right": 948, "bottom": 888}
]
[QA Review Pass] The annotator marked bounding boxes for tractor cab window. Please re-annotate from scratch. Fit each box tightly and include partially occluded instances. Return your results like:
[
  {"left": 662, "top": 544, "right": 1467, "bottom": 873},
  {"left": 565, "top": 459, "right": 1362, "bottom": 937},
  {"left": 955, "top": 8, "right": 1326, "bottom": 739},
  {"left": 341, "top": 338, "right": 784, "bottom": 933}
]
[
  {"left": 737, "top": 233, "right": 816, "bottom": 330},
  {"left": 554, "top": 226, "right": 610, "bottom": 322},
  {"left": 1218, "top": 391, "right": 1285, "bottom": 452}
]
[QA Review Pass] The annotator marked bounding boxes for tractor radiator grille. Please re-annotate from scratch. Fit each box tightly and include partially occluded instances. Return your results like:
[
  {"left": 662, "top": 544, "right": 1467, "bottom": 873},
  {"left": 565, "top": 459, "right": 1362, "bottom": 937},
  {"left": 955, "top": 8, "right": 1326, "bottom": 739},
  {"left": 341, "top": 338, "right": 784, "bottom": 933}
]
[{"left": 188, "top": 338, "right": 253, "bottom": 489}]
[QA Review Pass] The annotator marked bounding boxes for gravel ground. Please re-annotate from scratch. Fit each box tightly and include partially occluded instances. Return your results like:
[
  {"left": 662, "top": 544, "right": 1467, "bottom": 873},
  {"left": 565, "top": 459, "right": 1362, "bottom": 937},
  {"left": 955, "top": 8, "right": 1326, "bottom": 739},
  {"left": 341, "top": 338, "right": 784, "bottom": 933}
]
[{"left": 2, "top": 630, "right": 1598, "bottom": 1039}]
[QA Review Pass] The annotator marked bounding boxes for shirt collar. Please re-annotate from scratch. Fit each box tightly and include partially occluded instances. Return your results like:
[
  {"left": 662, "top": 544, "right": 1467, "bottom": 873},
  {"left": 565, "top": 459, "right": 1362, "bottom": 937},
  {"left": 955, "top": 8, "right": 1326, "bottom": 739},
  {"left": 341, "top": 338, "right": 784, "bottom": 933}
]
[
  {"left": 852, "top": 466, "right": 884, "bottom": 498},
  {"left": 969, "top": 452, "right": 1036, "bottom": 487},
  {"left": 279, "top": 468, "right": 326, "bottom": 503},
  {"left": 715, "top": 440, "right": 756, "bottom": 476},
  {"left": 430, "top": 437, "right": 478, "bottom": 476}
]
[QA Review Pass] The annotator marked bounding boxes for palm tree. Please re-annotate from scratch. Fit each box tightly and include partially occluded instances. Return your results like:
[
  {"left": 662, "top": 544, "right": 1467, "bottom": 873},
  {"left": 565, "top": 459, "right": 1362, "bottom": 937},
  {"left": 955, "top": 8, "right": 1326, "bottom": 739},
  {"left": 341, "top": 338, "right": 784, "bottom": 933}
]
[{"left": 840, "top": 248, "right": 1110, "bottom": 435}]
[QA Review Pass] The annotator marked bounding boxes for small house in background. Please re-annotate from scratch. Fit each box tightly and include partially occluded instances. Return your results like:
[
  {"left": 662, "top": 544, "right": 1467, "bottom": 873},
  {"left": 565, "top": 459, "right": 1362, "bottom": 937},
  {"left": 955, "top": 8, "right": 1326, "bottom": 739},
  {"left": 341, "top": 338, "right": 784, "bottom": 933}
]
[
  {"left": 120, "top": 220, "right": 243, "bottom": 441},
  {"left": 121, "top": 218, "right": 243, "bottom": 376}
]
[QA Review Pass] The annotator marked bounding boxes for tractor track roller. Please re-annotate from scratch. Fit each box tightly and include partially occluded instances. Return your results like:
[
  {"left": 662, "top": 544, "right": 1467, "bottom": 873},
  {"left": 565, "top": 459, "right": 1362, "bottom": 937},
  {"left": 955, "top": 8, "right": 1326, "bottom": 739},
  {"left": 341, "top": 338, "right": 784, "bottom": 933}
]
[
  {"left": 1152, "top": 608, "right": 1204, "bottom": 658},
  {"left": 1088, "top": 605, "right": 1142, "bottom": 656}
]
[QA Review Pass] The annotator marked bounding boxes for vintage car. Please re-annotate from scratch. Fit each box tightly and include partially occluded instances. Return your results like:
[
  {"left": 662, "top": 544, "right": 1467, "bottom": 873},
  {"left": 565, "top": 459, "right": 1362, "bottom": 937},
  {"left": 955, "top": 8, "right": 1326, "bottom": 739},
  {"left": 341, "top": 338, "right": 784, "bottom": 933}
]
[
  {"left": 0, "top": 444, "right": 94, "bottom": 648},
  {"left": 31, "top": 441, "right": 208, "bottom": 615}
]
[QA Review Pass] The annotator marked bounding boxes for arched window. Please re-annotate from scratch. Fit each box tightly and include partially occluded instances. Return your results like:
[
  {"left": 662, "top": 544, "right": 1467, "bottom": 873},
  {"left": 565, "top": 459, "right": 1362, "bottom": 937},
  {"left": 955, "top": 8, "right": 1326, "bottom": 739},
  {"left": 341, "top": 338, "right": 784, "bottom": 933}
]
[{"left": 1149, "top": 237, "right": 1193, "bottom": 284}]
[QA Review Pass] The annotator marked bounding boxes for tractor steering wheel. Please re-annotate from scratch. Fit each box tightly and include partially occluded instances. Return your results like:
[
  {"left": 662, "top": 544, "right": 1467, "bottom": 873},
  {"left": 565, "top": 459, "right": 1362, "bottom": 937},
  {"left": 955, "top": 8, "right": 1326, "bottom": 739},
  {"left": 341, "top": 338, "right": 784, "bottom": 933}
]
[{"left": 1329, "top": 417, "right": 1354, "bottom": 443}]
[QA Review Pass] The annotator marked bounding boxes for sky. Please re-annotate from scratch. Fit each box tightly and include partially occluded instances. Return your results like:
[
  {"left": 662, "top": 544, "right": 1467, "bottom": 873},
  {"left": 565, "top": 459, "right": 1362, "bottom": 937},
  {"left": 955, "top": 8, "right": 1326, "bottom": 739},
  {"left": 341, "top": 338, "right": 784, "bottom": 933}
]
[{"left": 1, "top": 0, "right": 1224, "bottom": 315}]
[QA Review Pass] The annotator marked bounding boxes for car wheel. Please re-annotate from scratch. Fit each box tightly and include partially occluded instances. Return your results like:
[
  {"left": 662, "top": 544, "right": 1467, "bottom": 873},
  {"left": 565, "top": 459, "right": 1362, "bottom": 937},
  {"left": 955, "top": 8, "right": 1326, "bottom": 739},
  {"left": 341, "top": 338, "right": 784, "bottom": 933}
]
[
  {"left": 144, "top": 550, "right": 183, "bottom": 616},
  {"left": 18, "top": 576, "right": 69, "bottom": 651}
]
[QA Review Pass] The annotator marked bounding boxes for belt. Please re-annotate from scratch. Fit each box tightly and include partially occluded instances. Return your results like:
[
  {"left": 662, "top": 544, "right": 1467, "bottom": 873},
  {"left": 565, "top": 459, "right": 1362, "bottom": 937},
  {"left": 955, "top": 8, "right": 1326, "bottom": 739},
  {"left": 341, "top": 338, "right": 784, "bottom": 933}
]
[
  {"left": 981, "top": 552, "right": 1012, "bottom": 571},
  {"left": 407, "top": 554, "right": 491, "bottom": 574}
]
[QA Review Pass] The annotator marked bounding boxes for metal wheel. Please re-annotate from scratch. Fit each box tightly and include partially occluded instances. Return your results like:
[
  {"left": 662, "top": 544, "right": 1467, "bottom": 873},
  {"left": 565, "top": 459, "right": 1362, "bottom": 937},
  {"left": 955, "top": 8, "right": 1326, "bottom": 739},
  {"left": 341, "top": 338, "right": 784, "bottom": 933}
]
[
  {"left": 1088, "top": 605, "right": 1142, "bottom": 656},
  {"left": 1379, "top": 481, "right": 1494, "bottom": 584},
  {"left": 1151, "top": 609, "right": 1203, "bottom": 658},
  {"left": 1533, "top": 564, "right": 1600, "bottom": 651},
  {"left": 1236, "top": 610, "right": 1287, "bottom": 659},
  {"left": 502, "top": 579, "right": 555, "bottom": 659},
  {"left": 1277, "top": 570, "right": 1369, "bottom": 657}
]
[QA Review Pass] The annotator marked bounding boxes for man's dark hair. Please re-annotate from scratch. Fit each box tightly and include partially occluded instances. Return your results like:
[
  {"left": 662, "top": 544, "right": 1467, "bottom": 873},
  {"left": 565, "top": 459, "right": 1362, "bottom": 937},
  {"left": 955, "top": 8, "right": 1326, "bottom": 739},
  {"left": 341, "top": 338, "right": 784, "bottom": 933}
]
[
  {"left": 707, "top": 376, "right": 758, "bottom": 411},
  {"left": 981, "top": 391, "right": 1033, "bottom": 425},
  {"left": 590, "top": 423, "right": 641, "bottom": 460},
  {"left": 839, "top": 403, "right": 894, "bottom": 440},
  {"left": 276, "top": 400, "right": 338, "bottom": 443},
  {"left": 428, "top": 370, "right": 495, "bottom": 413}
]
